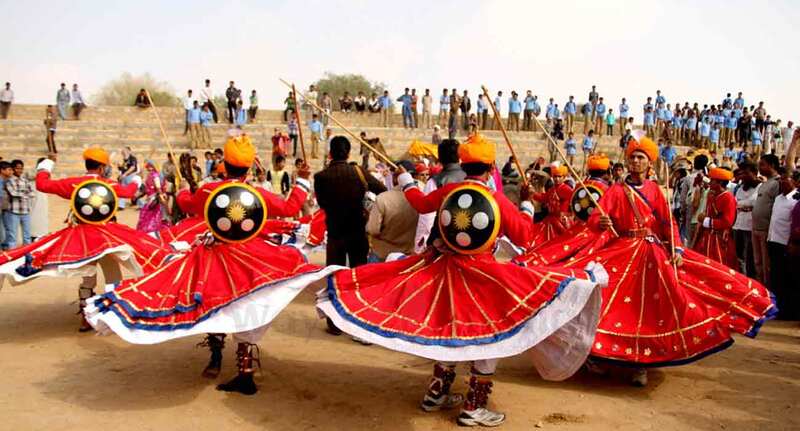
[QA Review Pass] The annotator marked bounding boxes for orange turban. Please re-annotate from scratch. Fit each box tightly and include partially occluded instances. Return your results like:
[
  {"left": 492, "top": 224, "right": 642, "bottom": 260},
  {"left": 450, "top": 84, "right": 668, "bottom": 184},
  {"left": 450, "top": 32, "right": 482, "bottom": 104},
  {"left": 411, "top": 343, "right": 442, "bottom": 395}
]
[
  {"left": 224, "top": 134, "right": 256, "bottom": 168},
  {"left": 587, "top": 154, "right": 610, "bottom": 171},
  {"left": 708, "top": 167, "right": 733, "bottom": 181},
  {"left": 625, "top": 136, "right": 658, "bottom": 161},
  {"left": 82, "top": 147, "right": 110, "bottom": 166},
  {"left": 458, "top": 134, "right": 496, "bottom": 164},
  {"left": 550, "top": 163, "right": 568, "bottom": 177}
]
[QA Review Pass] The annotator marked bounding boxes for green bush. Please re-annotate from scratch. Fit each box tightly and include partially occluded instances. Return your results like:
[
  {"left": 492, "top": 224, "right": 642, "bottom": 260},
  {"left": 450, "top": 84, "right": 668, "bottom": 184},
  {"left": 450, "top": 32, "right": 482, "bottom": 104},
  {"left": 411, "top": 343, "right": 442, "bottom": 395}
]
[
  {"left": 313, "top": 72, "right": 386, "bottom": 106},
  {"left": 93, "top": 72, "right": 180, "bottom": 107}
]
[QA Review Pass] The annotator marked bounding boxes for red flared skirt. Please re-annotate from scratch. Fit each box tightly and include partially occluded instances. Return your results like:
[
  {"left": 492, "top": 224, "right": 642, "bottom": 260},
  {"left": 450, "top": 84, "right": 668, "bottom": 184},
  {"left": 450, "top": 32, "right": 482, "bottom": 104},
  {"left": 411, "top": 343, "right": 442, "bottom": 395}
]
[
  {"left": 565, "top": 236, "right": 776, "bottom": 367},
  {"left": 515, "top": 222, "right": 614, "bottom": 266},
  {"left": 530, "top": 214, "right": 571, "bottom": 248},
  {"left": 692, "top": 228, "right": 738, "bottom": 269}
]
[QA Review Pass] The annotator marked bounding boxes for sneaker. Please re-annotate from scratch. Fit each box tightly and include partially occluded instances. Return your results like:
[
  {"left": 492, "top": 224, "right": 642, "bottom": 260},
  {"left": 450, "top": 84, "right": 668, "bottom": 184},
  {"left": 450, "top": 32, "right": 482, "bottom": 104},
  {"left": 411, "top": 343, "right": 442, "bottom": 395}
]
[
  {"left": 351, "top": 336, "right": 373, "bottom": 346},
  {"left": 457, "top": 407, "right": 506, "bottom": 427},
  {"left": 420, "top": 393, "right": 465, "bottom": 412},
  {"left": 630, "top": 368, "right": 648, "bottom": 387}
]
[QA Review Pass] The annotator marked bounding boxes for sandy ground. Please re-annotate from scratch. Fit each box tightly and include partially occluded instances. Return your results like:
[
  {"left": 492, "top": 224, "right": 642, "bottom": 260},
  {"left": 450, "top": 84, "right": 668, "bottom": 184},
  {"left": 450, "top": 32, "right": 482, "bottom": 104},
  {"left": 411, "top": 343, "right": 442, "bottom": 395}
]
[{"left": 0, "top": 199, "right": 798, "bottom": 431}]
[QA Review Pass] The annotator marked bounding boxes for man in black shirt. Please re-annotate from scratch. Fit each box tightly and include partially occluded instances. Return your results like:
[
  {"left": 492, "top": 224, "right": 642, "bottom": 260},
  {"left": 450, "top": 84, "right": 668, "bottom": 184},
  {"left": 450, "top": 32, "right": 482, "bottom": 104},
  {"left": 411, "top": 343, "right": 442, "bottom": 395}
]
[
  {"left": 225, "top": 81, "right": 241, "bottom": 124},
  {"left": 314, "top": 136, "right": 387, "bottom": 334}
]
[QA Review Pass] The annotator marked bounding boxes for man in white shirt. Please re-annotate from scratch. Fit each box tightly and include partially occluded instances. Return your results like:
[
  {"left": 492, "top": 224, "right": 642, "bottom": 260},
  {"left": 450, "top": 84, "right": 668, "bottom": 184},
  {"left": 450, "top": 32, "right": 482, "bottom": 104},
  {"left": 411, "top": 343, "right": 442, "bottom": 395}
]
[
  {"left": 0, "top": 82, "right": 12, "bottom": 119},
  {"left": 421, "top": 89, "right": 433, "bottom": 129},
  {"left": 200, "top": 79, "right": 218, "bottom": 123},
  {"left": 732, "top": 162, "right": 760, "bottom": 277},
  {"left": 70, "top": 84, "right": 86, "bottom": 120},
  {"left": 767, "top": 169, "right": 799, "bottom": 313},
  {"left": 781, "top": 121, "right": 795, "bottom": 158},
  {"left": 181, "top": 89, "right": 194, "bottom": 135},
  {"left": 304, "top": 85, "right": 318, "bottom": 116}
]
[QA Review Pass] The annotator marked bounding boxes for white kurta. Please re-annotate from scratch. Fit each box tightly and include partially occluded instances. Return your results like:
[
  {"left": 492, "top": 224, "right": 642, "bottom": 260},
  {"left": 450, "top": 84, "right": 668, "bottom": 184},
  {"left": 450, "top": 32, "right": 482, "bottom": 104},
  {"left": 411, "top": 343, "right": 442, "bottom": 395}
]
[{"left": 30, "top": 187, "right": 49, "bottom": 238}]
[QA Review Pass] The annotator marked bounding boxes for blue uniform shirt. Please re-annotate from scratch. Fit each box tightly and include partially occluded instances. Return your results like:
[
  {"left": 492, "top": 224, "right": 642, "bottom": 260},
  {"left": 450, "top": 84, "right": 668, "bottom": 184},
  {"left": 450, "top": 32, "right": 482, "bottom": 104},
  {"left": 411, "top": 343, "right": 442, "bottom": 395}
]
[
  {"left": 644, "top": 112, "right": 654, "bottom": 126},
  {"left": 660, "top": 146, "right": 677, "bottom": 164},
  {"left": 309, "top": 120, "right": 323, "bottom": 134},
  {"left": 619, "top": 103, "right": 629, "bottom": 118},
  {"left": 188, "top": 107, "right": 202, "bottom": 124},
  {"left": 582, "top": 103, "right": 592, "bottom": 115},
  {"left": 509, "top": 99, "right": 522, "bottom": 114},
  {"left": 726, "top": 115, "right": 738, "bottom": 129},
  {"left": 751, "top": 130, "right": 762, "bottom": 145},
  {"left": 525, "top": 97, "right": 536, "bottom": 110},
  {"left": 595, "top": 103, "right": 606, "bottom": 115},
  {"left": 565, "top": 101, "right": 577, "bottom": 114},
  {"left": 379, "top": 95, "right": 392, "bottom": 109},
  {"left": 710, "top": 128, "right": 720, "bottom": 143},
  {"left": 582, "top": 136, "right": 594, "bottom": 152},
  {"left": 200, "top": 110, "right": 213, "bottom": 126},
  {"left": 656, "top": 95, "right": 666, "bottom": 105}
]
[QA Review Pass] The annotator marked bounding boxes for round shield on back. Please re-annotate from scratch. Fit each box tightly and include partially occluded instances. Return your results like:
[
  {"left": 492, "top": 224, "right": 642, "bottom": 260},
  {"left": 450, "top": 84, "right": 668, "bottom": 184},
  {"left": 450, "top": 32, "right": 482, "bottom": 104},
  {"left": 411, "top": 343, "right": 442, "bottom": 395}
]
[
  {"left": 70, "top": 179, "right": 118, "bottom": 224},
  {"left": 437, "top": 184, "right": 501, "bottom": 255},
  {"left": 570, "top": 184, "right": 605, "bottom": 222},
  {"left": 204, "top": 182, "right": 267, "bottom": 243}
]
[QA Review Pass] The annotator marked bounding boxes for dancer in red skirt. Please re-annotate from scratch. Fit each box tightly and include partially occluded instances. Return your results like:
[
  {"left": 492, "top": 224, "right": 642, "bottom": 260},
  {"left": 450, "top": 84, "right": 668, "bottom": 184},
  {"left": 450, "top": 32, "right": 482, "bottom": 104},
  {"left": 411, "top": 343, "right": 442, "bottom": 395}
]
[
  {"left": 563, "top": 136, "right": 775, "bottom": 386},
  {"left": 317, "top": 135, "right": 607, "bottom": 427},
  {"left": 515, "top": 154, "right": 614, "bottom": 266},
  {"left": 692, "top": 167, "right": 738, "bottom": 268},
  {"left": 0, "top": 148, "right": 172, "bottom": 331},
  {"left": 86, "top": 136, "right": 340, "bottom": 395},
  {"left": 529, "top": 163, "right": 574, "bottom": 246}
]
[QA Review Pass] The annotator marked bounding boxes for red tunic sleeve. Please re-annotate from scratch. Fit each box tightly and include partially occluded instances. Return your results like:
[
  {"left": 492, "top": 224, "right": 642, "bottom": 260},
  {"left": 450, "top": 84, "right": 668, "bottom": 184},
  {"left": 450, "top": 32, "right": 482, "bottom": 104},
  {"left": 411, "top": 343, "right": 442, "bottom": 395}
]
[
  {"left": 711, "top": 192, "right": 736, "bottom": 230},
  {"left": 35, "top": 171, "right": 80, "bottom": 200},
  {"left": 556, "top": 183, "right": 574, "bottom": 214},
  {"left": 404, "top": 183, "right": 455, "bottom": 214},
  {"left": 258, "top": 184, "right": 308, "bottom": 218}
]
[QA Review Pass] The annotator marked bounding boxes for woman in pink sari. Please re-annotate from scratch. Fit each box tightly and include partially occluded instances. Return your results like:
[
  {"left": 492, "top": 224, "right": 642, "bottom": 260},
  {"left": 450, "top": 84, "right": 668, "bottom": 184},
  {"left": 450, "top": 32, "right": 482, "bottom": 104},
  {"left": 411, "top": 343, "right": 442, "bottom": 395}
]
[{"left": 136, "top": 160, "right": 169, "bottom": 233}]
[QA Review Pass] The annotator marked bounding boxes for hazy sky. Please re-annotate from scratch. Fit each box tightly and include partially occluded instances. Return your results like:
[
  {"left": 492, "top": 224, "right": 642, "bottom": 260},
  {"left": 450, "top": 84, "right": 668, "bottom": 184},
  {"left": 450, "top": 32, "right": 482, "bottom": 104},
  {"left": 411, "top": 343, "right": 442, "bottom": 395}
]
[{"left": 3, "top": 0, "right": 798, "bottom": 121}]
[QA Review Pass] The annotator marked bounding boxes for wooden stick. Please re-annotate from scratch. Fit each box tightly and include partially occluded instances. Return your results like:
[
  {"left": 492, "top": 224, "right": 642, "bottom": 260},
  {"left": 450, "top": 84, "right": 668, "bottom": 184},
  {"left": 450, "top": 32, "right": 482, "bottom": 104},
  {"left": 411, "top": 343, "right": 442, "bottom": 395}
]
[
  {"left": 279, "top": 78, "right": 397, "bottom": 169},
  {"left": 144, "top": 89, "right": 180, "bottom": 187},
  {"left": 290, "top": 84, "right": 308, "bottom": 162},
  {"left": 664, "top": 162, "right": 679, "bottom": 276},
  {"left": 481, "top": 86, "right": 527, "bottom": 187},
  {"left": 530, "top": 107, "right": 618, "bottom": 237}
]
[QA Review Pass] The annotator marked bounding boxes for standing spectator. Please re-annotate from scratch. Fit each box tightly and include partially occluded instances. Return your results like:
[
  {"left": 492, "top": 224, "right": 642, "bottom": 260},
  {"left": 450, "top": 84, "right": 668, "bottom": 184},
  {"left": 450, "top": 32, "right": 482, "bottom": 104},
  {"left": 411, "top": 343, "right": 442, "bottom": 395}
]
[
  {"left": 314, "top": 136, "right": 387, "bottom": 335},
  {"left": 270, "top": 128, "right": 289, "bottom": 160},
  {"left": 476, "top": 94, "right": 488, "bottom": 130},
  {"left": 545, "top": 97, "right": 556, "bottom": 126},
  {"left": 70, "top": 83, "right": 86, "bottom": 120},
  {"left": 134, "top": 88, "right": 151, "bottom": 108},
  {"left": 117, "top": 147, "right": 140, "bottom": 209},
  {"left": 366, "top": 160, "right": 419, "bottom": 261},
  {"left": 199, "top": 103, "right": 213, "bottom": 148},
  {"left": 0, "top": 161, "right": 12, "bottom": 249},
  {"left": 523, "top": 90, "right": 536, "bottom": 131},
  {"left": 738, "top": 108, "right": 753, "bottom": 146},
  {"left": 56, "top": 83, "right": 70, "bottom": 119},
  {"left": 354, "top": 91, "right": 367, "bottom": 113},
  {"left": 751, "top": 154, "right": 781, "bottom": 286},
  {"left": 421, "top": 89, "right": 432, "bottom": 129},
  {"left": 200, "top": 79, "right": 218, "bottom": 123},
  {"left": 733, "top": 162, "right": 760, "bottom": 277},
  {"left": 448, "top": 88, "right": 461, "bottom": 137},
  {"left": 378, "top": 90, "right": 392, "bottom": 127},
  {"left": 565, "top": 132, "right": 577, "bottom": 166},
  {"left": 492, "top": 91, "right": 503, "bottom": 130},
  {"left": 507, "top": 92, "right": 521, "bottom": 132},
  {"left": 30, "top": 157, "right": 49, "bottom": 242},
  {"left": 754, "top": 101, "right": 767, "bottom": 135},
  {"left": 768, "top": 168, "right": 799, "bottom": 312},
  {"left": 320, "top": 92, "right": 333, "bottom": 127},
  {"left": 644, "top": 106, "right": 656, "bottom": 138},
  {"left": 780, "top": 121, "right": 795, "bottom": 158},
  {"left": 0, "top": 82, "right": 13, "bottom": 119},
  {"left": 618, "top": 97, "right": 629, "bottom": 135},
  {"left": 248, "top": 90, "right": 258, "bottom": 122},
  {"left": 710, "top": 123, "right": 721, "bottom": 151},
  {"left": 181, "top": 89, "right": 194, "bottom": 135},
  {"left": 234, "top": 99, "right": 247, "bottom": 127},
  {"left": 725, "top": 110, "right": 738, "bottom": 146},
  {"left": 582, "top": 101, "right": 593, "bottom": 134},
  {"left": 187, "top": 101, "right": 202, "bottom": 149},
  {"left": 594, "top": 98, "right": 607, "bottom": 137},
  {"left": 287, "top": 116, "right": 299, "bottom": 157},
  {"left": 309, "top": 114, "right": 323, "bottom": 158},
  {"left": 582, "top": 130, "right": 595, "bottom": 171},
  {"left": 410, "top": 89, "right": 419, "bottom": 128},
  {"left": 3, "top": 160, "right": 33, "bottom": 248},
  {"left": 588, "top": 85, "right": 599, "bottom": 120},
  {"left": 44, "top": 105, "right": 58, "bottom": 153},
  {"left": 751, "top": 127, "right": 763, "bottom": 159},
  {"left": 564, "top": 95, "right": 577, "bottom": 133},
  {"left": 225, "top": 81, "right": 241, "bottom": 124},
  {"left": 605, "top": 108, "right": 616, "bottom": 137},
  {"left": 460, "top": 90, "right": 472, "bottom": 130},
  {"left": 135, "top": 161, "right": 168, "bottom": 233},
  {"left": 658, "top": 140, "right": 677, "bottom": 183},
  {"left": 267, "top": 155, "right": 291, "bottom": 196},
  {"left": 303, "top": 84, "right": 318, "bottom": 117},
  {"left": 397, "top": 88, "right": 413, "bottom": 128},
  {"left": 438, "top": 88, "right": 450, "bottom": 127}
]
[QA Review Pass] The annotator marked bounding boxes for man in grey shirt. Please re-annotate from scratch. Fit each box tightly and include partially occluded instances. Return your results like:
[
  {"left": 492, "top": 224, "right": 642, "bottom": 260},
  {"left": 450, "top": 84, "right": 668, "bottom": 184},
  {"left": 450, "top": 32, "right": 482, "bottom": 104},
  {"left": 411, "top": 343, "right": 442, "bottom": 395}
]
[
  {"left": 433, "top": 139, "right": 466, "bottom": 187},
  {"left": 751, "top": 154, "right": 781, "bottom": 285},
  {"left": 56, "top": 83, "right": 70, "bottom": 120}
]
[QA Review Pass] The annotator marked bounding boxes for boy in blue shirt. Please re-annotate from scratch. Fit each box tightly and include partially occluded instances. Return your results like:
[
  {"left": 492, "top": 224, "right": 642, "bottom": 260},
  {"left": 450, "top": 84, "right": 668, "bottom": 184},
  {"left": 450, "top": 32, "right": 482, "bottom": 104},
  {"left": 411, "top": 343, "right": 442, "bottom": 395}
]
[
  {"left": 309, "top": 114, "right": 323, "bottom": 159},
  {"left": 605, "top": 109, "right": 616, "bottom": 137},
  {"left": 618, "top": 98, "right": 629, "bottom": 135},
  {"left": 582, "top": 102, "right": 593, "bottom": 134},
  {"left": 725, "top": 113, "right": 738, "bottom": 146},
  {"left": 594, "top": 98, "right": 607, "bottom": 137},
  {"left": 699, "top": 119, "right": 711, "bottom": 148},
  {"left": 188, "top": 101, "right": 202, "bottom": 149},
  {"left": 751, "top": 128, "right": 763, "bottom": 158},
  {"left": 709, "top": 123, "right": 721, "bottom": 151},
  {"left": 564, "top": 96, "right": 577, "bottom": 133},
  {"left": 565, "top": 132, "right": 577, "bottom": 166},
  {"left": 582, "top": 130, "right": 595, "bottom": 173},
  {"left": 643, "top": 107, "right": 655, "bottom": 137},
  {"left": 199, "top": 103, "right": 213, "bottom": 148}
]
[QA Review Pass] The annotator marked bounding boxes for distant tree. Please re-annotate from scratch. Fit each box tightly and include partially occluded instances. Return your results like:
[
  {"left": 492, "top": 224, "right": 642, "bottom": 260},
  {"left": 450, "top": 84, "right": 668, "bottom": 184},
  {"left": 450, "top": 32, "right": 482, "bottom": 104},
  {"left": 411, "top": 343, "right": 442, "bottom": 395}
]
[
  {"left": 93, "top": 72, "right": 180, "bottom": 107},
  {"left": 313, "top": 72, "right": 386, "bottom": 109}
]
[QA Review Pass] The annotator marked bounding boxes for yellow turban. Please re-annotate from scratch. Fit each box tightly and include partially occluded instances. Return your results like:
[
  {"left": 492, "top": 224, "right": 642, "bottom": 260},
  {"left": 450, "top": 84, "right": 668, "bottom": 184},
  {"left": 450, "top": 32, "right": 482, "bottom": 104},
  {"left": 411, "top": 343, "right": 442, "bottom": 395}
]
[
  {"left": 224, "top": 134, "right": 256, "bottom": 168},
  {"left": 550, "top": 163, "right": 568, "bottom": 177},
  {"left": 625, "top": 136, "right": 658, "bottom": 161},
  {"left": 82, "top": 147, "right": 110, "bottom": 166},
  {"left": 458, "top": 134, "right": 496, "bottom": 165},
  {"left": 708, "top": 167, "right": 733, "bottom": 181},
  {"left": 587, "top": 154, "right": 610, "bottom": 171}
]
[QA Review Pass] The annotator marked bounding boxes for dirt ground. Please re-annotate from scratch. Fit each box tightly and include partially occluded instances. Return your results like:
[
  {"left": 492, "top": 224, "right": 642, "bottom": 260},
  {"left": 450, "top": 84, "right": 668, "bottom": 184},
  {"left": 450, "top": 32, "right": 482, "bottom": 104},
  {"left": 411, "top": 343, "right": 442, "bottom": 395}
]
[{"left": 0, "top": 200, "right": 798, "bottom": 431}]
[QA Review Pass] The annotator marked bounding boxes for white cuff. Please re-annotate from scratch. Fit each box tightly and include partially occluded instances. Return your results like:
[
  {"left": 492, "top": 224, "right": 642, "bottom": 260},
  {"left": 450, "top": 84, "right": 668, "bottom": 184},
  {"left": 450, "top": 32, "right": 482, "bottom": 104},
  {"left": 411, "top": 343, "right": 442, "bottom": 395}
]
[
  {"left": 37, "top": 159, "right": 55, "bottom": 173},
  {"left": 520, "top": 201, "right": 535, "bottom": 217},
  {"left": 702, "top": 217, "right": 711, "bottom": 228},
  {"left": 397, "top": 172, "right": 414, "bottom": 189},
  {"left": 295, "top": 177, "right": 311, "bottom": 192}
]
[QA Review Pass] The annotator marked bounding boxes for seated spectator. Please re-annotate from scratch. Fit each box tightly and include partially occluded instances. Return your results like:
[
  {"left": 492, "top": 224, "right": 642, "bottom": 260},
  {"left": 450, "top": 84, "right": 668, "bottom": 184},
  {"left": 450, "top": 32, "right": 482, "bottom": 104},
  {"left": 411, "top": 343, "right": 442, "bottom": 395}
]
[
  {"left": 368, "top": 93, "right": 380, "bottom": 113},
  {"left": 354, "top": 91, "right": 367, "bottom": 113},
  {"left": 135, "top": 89, "right": 151, "bottom": 109}
]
